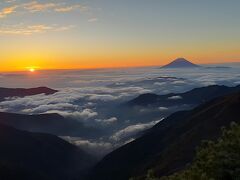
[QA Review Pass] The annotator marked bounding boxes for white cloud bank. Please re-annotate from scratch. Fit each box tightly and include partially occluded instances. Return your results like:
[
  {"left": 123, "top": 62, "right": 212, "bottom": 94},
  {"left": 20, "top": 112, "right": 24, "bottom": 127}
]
[
  {"left": 168, "top": 95, "right": 182, "bottom": 100},
  {"left": 111, "top": 120, "right": 162, "bottom": 141}
]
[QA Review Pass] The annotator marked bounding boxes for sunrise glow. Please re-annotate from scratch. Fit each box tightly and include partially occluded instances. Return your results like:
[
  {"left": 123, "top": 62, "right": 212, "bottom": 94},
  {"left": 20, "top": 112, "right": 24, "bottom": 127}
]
[
  {"left": 0, "top": 1, "right": 240, "bottom": 179},
  {"left": 0, "top": 0, "right": 240, "bottom": 72},
  {"left": 29, "top": 68, "right": 35, "bottom": 72}
]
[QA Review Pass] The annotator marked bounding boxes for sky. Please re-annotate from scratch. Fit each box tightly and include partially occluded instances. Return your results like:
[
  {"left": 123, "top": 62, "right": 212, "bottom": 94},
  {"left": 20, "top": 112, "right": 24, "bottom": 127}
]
[{"left": 0, "top": 0, "right": 240, "bottom": 71}]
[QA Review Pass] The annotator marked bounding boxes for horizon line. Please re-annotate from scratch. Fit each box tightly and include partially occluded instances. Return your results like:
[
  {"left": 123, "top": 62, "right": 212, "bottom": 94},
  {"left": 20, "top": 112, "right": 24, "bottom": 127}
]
[{"left": 0, "top": 61, "right": 239, "bottom": 73}]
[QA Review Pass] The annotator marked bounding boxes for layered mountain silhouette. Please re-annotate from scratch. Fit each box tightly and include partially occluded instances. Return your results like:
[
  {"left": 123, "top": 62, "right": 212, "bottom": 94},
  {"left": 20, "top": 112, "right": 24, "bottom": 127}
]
[
  {"left": 0, "top": 112, "right": 102, "bottom": 138},
  {"left": 128, "top": 85, "right": 240, "bottom": 107},
  {"left": 90, "top": 91, "right": 240, "bottom": 180},
  {"left": 162, "top": 58, "right": 199, "bottom": 68},
  {"left": 0, "top": 87, "right": 57, "bottom": 101},
  {"left": 0, "top": 123, "right": 96, "bottom": 180}
]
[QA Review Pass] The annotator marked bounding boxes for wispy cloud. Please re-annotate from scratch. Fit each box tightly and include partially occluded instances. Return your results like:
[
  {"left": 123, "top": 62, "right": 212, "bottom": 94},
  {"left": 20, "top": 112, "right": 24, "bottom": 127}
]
[
  {"left": 5, "top": 0, "right": 17, "bottom": 3},
  {"left": 1, "top": 1, "right": 88, "bottom": 16},
  {"left": 88, "top": 18, "right": 98, "bottom": 22},
  {"left": 23, "top": 1, "right": 57, "bottom": 12},
  {"left": 0, "top": 24, "right": 74, "bottom": 35},
  {"left": 0, "top": 1, "right": 95, "bottom": 35},
  {"left": 21, "top": 1, "right": 87, "bottom": 13},
  {"left": 0, "top": 5, "right": 17, "bottom": 18},
  {"left": 54, "top": 4, "right": 84, "bottom": 12}
]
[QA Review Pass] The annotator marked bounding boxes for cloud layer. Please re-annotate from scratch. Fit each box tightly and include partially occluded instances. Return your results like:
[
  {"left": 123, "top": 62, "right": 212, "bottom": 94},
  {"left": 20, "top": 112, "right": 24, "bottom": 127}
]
[{"left": 0, "top": 65, "right": 240, "bottom": 157}]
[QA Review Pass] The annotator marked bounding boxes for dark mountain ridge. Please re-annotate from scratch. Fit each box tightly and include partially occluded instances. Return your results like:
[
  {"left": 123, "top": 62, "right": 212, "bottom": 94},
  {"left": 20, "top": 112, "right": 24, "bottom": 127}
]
[
  {"left": 0, "top": 123, "right": 96, "bottom": 180},
  {"left": 0, "top": 87, "right": 57, "bottom": 101},
  {"left": 90, "top": 91, "right": 240, "bottom": 180},
  {"left": 0, "top": 112, "right": 102, "bottom": 138},
  {"left": 128, "top": 84, "right": 240, "bottom": 107}
]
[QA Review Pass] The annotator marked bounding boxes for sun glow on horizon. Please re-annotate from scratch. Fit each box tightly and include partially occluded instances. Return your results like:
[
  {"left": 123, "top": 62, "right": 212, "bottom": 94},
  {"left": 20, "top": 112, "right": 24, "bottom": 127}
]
[
  {"left": 29, "top": 68, "right": 35, "bottom": 72},
  {"left": 26, "top": 66, "right": 38, "bottom": 73},
  {"left": 0, "top": 0, "right": 240, "bottom": 72}
]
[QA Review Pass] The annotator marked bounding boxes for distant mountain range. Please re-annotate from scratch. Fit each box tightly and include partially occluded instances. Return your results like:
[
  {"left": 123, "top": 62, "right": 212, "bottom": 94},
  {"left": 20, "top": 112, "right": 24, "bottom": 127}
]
[
  {"left": 1, "top": 84, "right": 240, "bottom": 179},
  {"left": 161, "top": 58, "right": 200, "bottom": 68},
  {"left": 3, "top": 85, "right": 239, "bottom": 140},
  {"left": 0, "top": 112, "right": 102, "bottom": 138},
  {"left": 0, "top": 87, "right": 57, "bottom": 101},
  {"left": 0, "top": 86, "right": 99, "bottom": 179},
  {"left": 0, "top": 87, "right": 103, "bottom": 139},
  {"left": 128, "top": 84, "right": 240, "bottom": 107},
  {"left": 90, "top": 91, "right": 240, "bottom": 180},
  {"left": 161, "top": 58, "right": 232, "bottom": 69},
  {"left": 0, "top": 123, "right": 96, "bottom": 180}
]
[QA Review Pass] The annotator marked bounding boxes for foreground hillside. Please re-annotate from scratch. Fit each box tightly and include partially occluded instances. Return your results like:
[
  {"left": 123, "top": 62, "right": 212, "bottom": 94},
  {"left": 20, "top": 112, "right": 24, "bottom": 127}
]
[
  {"left": 158, "top": 122, "right": 240, "bottom": 180},
  {"left": 0, "top": 123, "right": 96, "bottom": 180},
  {"left": 90, "top": 91, "right": 240, "bottom": 180}
]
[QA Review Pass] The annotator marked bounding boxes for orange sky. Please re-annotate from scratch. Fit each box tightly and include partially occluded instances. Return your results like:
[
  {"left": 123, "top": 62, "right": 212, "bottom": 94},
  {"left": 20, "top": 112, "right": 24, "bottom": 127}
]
[
  {"left": 1, "top": 43, "right": 239, "bottom": 72},
  {"left": 1, "top": 0, "right": 240, "bottom": 72}
]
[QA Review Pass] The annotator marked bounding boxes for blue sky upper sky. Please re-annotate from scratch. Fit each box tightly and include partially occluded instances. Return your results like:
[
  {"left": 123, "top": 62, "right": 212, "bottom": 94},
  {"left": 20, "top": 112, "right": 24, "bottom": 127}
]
[{"left": 0, "top": 0, "right": 240, "bottom": 71}]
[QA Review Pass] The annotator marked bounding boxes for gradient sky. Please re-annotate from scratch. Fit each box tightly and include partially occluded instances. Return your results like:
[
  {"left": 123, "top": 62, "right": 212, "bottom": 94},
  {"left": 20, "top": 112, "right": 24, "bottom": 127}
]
[{"left": 1, "top": 0, "right": 240, "bottom": 71}]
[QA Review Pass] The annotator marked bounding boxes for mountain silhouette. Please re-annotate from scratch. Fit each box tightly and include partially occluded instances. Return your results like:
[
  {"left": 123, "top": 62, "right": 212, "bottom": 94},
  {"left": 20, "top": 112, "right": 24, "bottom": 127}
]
[
  {"left": 0, "top": 87, "right": 57, "bottom": 101},
  {"left": 128, "top": 85, "right": 240, "bottom": 107},
  {"left": 0, "top": 112, "right": 102, "bottom": 139},
  {"left": 162, "top": 58, "right": 199, "bottom": 68},
  {"left": 0, "top": 123, "right": 96, "bottom": 180},
  {"left": 90, "top": 91, "right": 240, "bottom": 180}
]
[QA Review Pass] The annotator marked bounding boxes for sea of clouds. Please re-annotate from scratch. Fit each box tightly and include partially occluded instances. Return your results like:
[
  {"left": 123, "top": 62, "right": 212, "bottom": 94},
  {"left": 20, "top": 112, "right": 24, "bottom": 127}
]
[{"left": 0, "top": 64, "right": 240, "bottom": 156}]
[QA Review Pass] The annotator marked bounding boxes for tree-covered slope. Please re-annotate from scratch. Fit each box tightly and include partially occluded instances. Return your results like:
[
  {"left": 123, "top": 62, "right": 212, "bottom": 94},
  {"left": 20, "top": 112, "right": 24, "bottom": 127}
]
[{"left": 144, "top": 122, "right": 240, "bottom": 180}]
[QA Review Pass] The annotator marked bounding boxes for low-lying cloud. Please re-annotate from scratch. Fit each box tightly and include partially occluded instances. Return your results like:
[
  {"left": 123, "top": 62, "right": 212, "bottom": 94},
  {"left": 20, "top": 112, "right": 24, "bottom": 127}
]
[
  {"left": 0, "top": 66, "right": 240, "bottom": 157},
  {"left": 62, "top": 137, "right": 113, "bottom": 157},
  {"left": 168, "top": 95, "right": 182, "bottom": 100},
  {"left": 44, "top": 109, "right": 98, "bottom": 120},
  {"left": 110, "top": 120, "right": 162, "bottom": 141},
  {"left": 158, "top": 107, "right": 169, "bottom": 111},
  {"left": 95, "top": 117, "right": 118, "bottom": 126}
]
